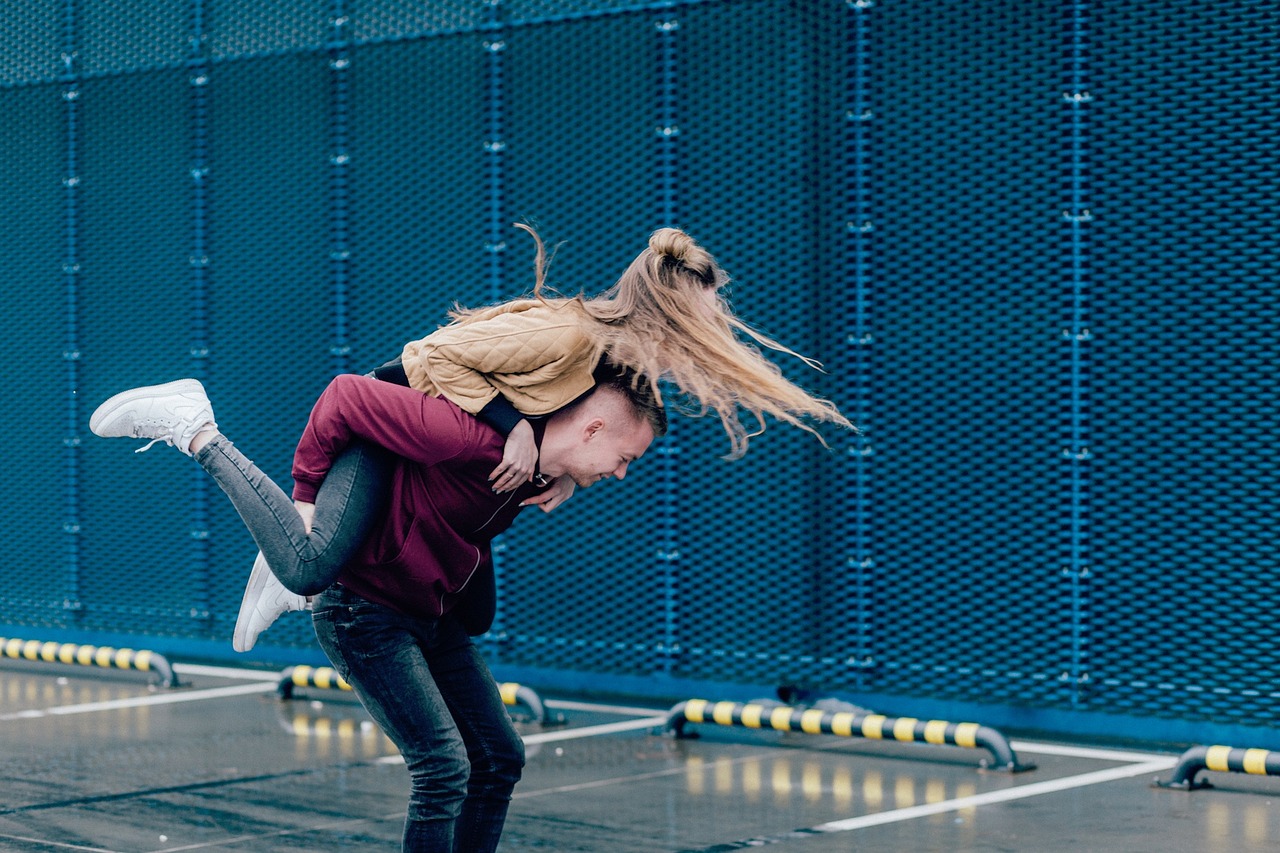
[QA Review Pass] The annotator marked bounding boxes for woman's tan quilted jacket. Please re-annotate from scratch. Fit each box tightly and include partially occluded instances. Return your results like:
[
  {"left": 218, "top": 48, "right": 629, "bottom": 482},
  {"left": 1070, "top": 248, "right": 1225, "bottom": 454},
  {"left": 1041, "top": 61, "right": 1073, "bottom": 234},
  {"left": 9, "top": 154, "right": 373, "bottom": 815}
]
[{"left": 400, "top": 299, "right": 605, "bottom": 418}]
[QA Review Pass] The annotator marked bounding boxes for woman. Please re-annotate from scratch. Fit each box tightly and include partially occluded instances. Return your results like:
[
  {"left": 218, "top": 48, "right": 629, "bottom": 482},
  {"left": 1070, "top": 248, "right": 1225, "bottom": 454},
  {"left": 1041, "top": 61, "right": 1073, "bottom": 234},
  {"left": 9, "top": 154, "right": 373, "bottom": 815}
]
[
  {"left": 107, "top": 225, "right": 855, "bottom": 650},
  {"left": 413, "top": 224, "right": 849, "bottom": 477}
]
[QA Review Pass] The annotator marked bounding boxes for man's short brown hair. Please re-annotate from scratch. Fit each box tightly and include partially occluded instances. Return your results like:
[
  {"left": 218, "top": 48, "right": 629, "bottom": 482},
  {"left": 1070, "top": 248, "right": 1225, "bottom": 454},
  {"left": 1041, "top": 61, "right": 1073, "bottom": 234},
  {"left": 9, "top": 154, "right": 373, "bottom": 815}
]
[{"left": 593, "top": 363, "right": 667, "bottom": 438}]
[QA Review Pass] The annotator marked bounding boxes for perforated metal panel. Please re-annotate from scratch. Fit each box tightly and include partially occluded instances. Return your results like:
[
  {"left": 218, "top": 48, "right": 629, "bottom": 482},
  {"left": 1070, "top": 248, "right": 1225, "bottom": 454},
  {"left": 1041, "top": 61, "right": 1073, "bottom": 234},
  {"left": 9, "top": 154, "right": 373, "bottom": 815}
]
[
  {"left": 0, "top": 78, "right": 65, "bottom": 628},
  {"left": 198, "top": 52, "right": 334, "bottom": 646},
  {"left": 2, "top": 0, "right": 1277, "bottom": 745},
  {"left": 0, "top": 0, "right": 60, "bottom": 87},
  {"left": 346, "top": 34, "right": 489, "bottom": 360},
  {"left": 1087, "top": 1, "right": 1280, "bottom": 725},
  {"left": 867, "top": 2, "right": 1068, "bottom": 708},
  {"left": 669, "top": 0, "right": 843, "bottom": 689}
]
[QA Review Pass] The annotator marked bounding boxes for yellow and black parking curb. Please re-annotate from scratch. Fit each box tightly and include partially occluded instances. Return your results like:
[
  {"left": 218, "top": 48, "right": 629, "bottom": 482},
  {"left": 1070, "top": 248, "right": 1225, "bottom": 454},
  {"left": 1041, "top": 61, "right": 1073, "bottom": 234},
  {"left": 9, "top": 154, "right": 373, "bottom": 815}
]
[
  {"left": 1156, "top": 744, "right": 1280, "bottom": 790},
  {"left": 665, "top": 699, "right": 1034, "bottom": 772},
  {"left": 277, "top": 665, "right": 564, "bottom": 725},
  {"left": 276, "top": 664, "right": 353, "bottom": 698},
  {"left": 0, "top": 636, "right": 179, "bottom": 688}
]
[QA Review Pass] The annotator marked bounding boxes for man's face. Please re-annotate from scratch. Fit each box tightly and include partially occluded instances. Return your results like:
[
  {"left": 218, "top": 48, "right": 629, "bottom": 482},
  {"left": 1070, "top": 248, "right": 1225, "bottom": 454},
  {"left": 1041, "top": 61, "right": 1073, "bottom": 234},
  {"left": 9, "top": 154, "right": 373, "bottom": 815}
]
[{"left": 561, "top": 416, "right": 655, "bottom": 489}]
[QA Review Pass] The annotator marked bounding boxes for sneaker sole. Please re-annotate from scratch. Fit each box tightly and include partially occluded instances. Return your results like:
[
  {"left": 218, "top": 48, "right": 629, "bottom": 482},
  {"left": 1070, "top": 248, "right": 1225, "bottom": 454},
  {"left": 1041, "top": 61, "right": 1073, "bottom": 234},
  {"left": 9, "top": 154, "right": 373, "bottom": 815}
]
[
  {"left": 232, "top": 553, "right": 274, "bottom": 653},
  {"left": 89, "top": 378, "right": 207, "bottom": 437}
]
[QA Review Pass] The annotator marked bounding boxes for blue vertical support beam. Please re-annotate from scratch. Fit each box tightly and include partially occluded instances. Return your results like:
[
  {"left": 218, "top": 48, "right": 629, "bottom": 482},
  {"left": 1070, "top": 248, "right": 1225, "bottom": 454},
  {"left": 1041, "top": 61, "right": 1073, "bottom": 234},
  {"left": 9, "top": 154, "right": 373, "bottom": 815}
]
[
  {"left": 482, "top": 0, "right": 510, "bottom": 658},
  {"left": 845, "top": 0, "right": 874, "bottom": 689},
  {"left": 1060, "top": 0, "right": 1092, "bottom": 707},
  {"left": 188, "top": 0, "right": 213, "bottom": 625},
  {"left": 328, "top": 0, "right": 352, "bottom": 377},
  {"left": 483, "top": 0, "right": 507, "bottom": 303},
  {"left": 60, "top": 0, "right": 83, "bottom": 626},
  {"left": 654, "top": 4, "right": 681, "bottom": 677},
  {"left": 654, "top": 11, "right": 679, "bottom": 229}
]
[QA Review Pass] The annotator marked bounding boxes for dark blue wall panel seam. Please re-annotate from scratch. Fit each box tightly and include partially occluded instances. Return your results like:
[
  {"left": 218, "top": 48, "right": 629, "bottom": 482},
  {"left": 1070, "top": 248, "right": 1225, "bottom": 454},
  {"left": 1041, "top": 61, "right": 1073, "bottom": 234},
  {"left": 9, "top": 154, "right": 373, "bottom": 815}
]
[
  {"left": 482, "top": 0, "right": 511, "bottom": 658},
  {"left": 328, "top": 0, "right": 352, "bottom": 375},
  {"left": 482, "top": 1, "right": 506, "bottom": 297},
  {"left": 188, "top": 0, "right": 213, "bottom": 624},
  {"left": 60, "top": 0, "right": 83, "bottom": 624},
  {"left": 1061, "top": 0, "right": 1092, "bottom": 707},
  {"left": 845, "top": 0, "right": 873, "bottom": 690},
  {"left": 655, "top": 1, "right": 680, "bottom": 677}
]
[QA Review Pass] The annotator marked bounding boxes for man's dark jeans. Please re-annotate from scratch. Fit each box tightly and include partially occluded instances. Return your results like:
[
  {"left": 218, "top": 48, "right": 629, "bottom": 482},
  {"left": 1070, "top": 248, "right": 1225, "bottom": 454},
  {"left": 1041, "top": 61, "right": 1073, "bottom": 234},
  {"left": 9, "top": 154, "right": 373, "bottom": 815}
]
[{"left": 312, "top": 584, "right": 524, "bottom": 852}]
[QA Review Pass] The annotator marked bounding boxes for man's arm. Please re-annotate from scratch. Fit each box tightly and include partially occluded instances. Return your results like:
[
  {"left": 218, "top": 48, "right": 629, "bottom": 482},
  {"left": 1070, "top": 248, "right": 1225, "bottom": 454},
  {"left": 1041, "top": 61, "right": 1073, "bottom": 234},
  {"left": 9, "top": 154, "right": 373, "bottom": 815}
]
[{"left": 291, "top": 373, "right": 478, "bottom": 502}]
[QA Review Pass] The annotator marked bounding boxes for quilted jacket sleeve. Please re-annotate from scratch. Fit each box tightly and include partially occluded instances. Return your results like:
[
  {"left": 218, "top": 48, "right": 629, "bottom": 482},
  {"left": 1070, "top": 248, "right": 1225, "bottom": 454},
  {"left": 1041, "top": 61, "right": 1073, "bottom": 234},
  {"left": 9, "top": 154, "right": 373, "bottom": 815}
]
[{"left": 400, "top": 303, "right": 601, "bottom": 417}]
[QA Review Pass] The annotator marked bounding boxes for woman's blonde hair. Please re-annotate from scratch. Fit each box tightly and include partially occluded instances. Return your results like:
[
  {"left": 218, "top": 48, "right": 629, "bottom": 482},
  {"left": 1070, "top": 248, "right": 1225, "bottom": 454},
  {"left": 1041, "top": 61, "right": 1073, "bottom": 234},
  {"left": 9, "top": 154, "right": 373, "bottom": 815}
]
[{"left": 458, "top": 224, "right": 855, "bottom": 458}]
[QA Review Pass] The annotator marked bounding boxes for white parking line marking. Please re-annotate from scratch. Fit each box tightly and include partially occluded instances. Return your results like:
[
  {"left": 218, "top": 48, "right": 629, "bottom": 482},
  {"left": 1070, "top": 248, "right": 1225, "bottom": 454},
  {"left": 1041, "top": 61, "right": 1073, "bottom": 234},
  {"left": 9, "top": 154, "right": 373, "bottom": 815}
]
[
  {"left": 173, "top": 662, "right": 281, "bottom": 681},
  {"left": 514, "top": 752, "right": 774, "bottom": 801},
  {"left": 812, "top": 758, "right": 1177, "bottom": 833},
  {"left": 0, "top": 832, "right": 117, "bottom": 852},
  {"left": 1010, "top": 739, "right": 1172, "bottom": 763},
  {"left": 523, "top": 715, "right": 668, "bottom": 744},
  {"left": 171, "top": 664, "right": 665, "bottom": 717},
  {"left": 0, "top": 682, "right": 277, "bottom": 721},
  {"left": 376, "top": 715, "right": 668, "bottom": 765},
  {"left": 545, "top": 698, "right": 665, "bottom": 716}
]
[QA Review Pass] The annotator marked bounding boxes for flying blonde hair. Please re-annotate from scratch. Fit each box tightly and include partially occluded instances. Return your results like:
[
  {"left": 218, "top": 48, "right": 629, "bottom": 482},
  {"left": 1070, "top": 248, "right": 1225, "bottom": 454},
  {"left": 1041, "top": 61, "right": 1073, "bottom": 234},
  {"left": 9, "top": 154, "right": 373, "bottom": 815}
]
[{"left": 454, "top": 224, "right": 856, "bottom": 458}]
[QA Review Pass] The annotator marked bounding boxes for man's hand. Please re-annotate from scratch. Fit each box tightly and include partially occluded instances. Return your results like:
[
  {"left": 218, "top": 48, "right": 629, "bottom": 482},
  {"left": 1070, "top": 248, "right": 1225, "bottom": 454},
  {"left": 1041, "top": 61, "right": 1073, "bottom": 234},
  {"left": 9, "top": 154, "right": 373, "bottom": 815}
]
[
  {"left": 519, "top": 476, "right": 575, "bottom": 513},
  {"left": 490, "top": 419, "right": 537, "bottom": 492}
]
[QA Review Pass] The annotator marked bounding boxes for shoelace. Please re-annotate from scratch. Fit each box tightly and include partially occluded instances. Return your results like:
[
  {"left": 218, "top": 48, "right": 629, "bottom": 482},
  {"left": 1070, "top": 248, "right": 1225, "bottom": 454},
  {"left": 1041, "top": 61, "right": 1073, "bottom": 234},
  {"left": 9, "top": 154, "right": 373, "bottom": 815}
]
[
  {"left": 134, "top": 418, "right": 180, "bottom": 453},
  {"left": 132, "top": 415, "right": 211, "bottom": 454}
]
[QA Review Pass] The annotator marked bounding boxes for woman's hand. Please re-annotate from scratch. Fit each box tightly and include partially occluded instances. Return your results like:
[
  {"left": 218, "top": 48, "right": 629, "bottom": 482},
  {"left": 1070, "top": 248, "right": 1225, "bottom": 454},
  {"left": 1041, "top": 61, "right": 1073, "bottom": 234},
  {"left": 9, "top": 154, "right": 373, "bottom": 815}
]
[
  {"left": 294, "top": 500, "right": 316, "bottom": 534},
  {"left": 490, "top": 419, "right": 537, "bottom": 492},
  {"left": 519, "top": 476, "right": 576, "bottom": 513}
]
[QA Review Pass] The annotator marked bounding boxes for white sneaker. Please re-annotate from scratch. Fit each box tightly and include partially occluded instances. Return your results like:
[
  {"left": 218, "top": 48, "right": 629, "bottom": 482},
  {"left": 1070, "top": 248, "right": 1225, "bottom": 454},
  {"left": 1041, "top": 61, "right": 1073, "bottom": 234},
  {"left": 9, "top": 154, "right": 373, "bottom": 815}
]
[
  {"left": 89, "top": 378, "right": 217, "bottom": 456},
  {"left": 232, "top": 551, "right": 308, "bottom": 652}
]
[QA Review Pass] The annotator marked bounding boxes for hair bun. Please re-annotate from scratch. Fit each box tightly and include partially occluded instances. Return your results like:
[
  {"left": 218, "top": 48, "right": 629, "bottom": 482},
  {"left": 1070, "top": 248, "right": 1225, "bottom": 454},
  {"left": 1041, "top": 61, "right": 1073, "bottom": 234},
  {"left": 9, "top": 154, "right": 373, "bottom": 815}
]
[
  {"left": 647, "top": 227, "right": 723, "bottom": 286},
  {"left": 649, "top": 227, "right": 694, "bottom": 262}
]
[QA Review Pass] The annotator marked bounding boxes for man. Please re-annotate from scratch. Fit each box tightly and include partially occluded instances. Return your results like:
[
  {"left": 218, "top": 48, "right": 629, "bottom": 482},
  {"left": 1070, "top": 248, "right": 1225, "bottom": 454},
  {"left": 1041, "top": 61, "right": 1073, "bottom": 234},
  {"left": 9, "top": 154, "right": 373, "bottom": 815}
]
[{"left": 90, "top": 372, "right": 665, "bottom": 851}]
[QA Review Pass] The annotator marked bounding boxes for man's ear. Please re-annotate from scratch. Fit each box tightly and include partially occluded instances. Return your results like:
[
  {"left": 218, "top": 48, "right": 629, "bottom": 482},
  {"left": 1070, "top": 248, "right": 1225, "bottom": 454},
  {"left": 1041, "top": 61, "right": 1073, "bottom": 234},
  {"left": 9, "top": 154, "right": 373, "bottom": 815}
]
[{"left": 583, "top": 417, "right": 606, "bottom": 441}]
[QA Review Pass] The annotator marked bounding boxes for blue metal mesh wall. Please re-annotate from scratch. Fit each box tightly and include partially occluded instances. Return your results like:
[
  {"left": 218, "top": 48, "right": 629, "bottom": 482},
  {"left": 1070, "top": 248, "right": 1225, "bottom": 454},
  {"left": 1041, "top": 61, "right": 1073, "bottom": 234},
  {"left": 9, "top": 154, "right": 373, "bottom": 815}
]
[
  {"left": 1, "top": 0, "right": 1277, "bottom": 744},
  {"left": 1087, "top": 2, "right": 1279, "bottom": 725},
  {"left": 867, "top": 2, "right": 1067, "bottom": 707}
]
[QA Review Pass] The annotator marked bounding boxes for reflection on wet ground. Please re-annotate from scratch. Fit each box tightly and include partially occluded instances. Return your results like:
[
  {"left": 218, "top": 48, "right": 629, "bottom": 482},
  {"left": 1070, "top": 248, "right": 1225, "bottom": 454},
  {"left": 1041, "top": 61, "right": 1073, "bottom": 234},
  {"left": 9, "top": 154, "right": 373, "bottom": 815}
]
[{"left": 0, "top": 662, "right": 1274, "bottom": 851}]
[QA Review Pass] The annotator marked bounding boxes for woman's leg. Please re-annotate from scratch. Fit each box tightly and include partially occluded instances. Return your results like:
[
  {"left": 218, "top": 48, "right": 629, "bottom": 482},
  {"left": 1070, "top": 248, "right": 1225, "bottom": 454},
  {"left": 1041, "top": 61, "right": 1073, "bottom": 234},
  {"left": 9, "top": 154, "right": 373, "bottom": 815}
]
[
  {"left": 195, "top": 435, "right": 391, "bottom": 595},
  {"left": 89, "top": 378, "right": 392, "bottom": 597}
]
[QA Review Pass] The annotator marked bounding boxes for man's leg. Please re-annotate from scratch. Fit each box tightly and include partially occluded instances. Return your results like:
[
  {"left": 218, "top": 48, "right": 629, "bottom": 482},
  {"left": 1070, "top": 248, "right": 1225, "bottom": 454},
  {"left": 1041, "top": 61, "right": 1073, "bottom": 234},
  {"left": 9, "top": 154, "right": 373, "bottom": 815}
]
[
  {"left": 312, "top": 586, "right": 472, "bottom": 851},
  {"left": 428, "top": 615, "right": 525, "bottom": 853}
]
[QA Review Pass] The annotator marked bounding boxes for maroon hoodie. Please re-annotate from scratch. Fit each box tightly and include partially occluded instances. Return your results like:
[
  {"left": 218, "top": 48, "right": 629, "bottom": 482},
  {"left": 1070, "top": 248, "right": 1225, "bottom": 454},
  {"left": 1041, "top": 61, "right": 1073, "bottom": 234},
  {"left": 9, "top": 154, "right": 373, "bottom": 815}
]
[{"left": 292, "top": 374, "right": 545, "bottom": 623}]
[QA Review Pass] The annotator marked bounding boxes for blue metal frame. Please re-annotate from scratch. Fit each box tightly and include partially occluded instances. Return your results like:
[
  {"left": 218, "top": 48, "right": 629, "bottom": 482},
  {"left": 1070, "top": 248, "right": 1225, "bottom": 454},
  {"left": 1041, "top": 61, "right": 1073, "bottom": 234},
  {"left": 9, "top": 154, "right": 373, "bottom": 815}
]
[
  {"left": 481, "top": 0, "right": 511, "bottom": 661},
  {"left": 187, "top": 0, "right": 214, "bottom": 628},
  {"left": 1062, "top": 0, "right": 1092, "bottom": 708},
  {"left": 653, "top": 3, "right": 682, "bottom": 678},
  {"left": 845, "top": 0, "right": 873, "bottom": 693},
  {"left": 5, "top": 0, "right": 1277, "bottom": 752},
  {"left": 328, "top": 0, "right": 353, "bottom": 377},
  {"left": 59, "top": 0, "right": 83, "bottom": 628}
]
